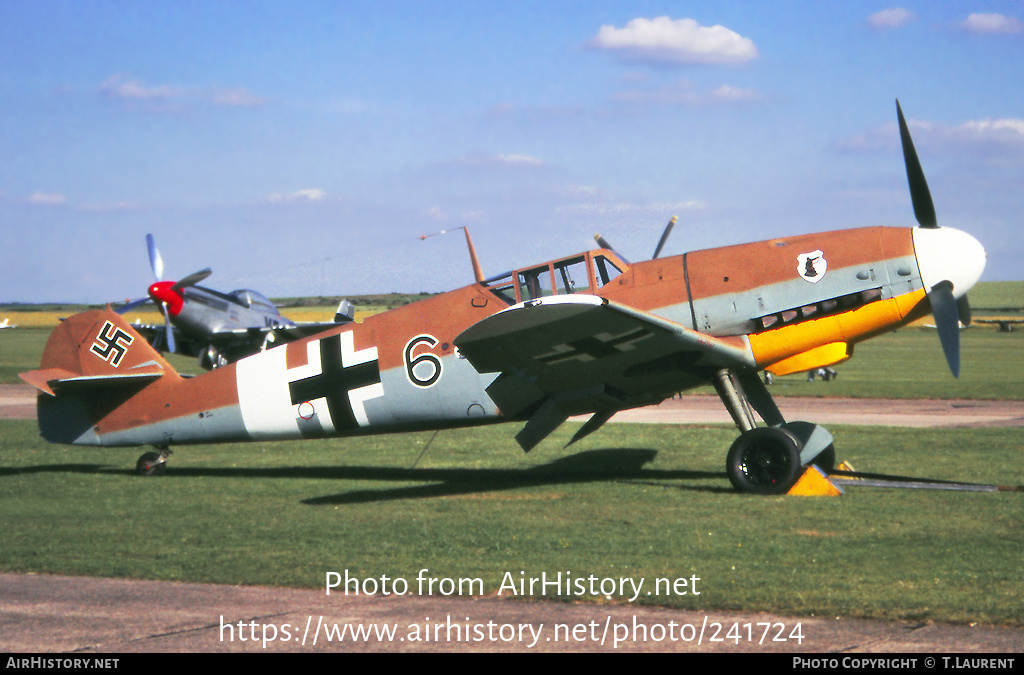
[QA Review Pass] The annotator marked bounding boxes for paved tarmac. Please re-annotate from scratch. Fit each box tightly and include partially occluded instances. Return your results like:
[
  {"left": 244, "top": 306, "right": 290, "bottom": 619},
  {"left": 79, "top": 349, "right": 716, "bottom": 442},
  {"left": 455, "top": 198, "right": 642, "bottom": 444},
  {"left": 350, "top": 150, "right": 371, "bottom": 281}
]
[
  {"left": 2, "top": 573, "right": 1021, "bottom": 653},
  {"left": 0, "top": 385, "right": 36, "bottom": 420},
  {"left": 3, "top": 386, "right": 1022, "bottom": 653}
]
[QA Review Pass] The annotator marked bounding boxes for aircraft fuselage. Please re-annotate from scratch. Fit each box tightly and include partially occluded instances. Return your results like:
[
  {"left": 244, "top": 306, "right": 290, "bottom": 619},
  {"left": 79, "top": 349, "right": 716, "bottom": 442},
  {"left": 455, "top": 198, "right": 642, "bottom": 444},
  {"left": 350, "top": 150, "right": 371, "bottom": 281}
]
[{"left": 37, "top": 224, "right": 983, "bottom": 449}]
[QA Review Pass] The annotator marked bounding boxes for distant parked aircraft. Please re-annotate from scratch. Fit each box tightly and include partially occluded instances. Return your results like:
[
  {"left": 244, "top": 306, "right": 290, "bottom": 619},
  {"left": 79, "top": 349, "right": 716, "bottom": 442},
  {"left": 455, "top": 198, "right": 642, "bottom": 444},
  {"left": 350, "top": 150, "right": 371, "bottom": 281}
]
[{"left": 116, "top": 234, "right": 352, "bottom": 369}]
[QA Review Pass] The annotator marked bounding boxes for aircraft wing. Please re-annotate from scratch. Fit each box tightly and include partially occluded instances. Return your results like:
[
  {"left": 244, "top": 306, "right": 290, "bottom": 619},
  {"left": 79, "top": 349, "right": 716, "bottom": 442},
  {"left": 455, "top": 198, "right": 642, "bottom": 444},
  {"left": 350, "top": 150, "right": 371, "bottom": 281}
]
[
  {"left": 973, "top": 318, "right": 1023, "bottom": 333},
  {"left": 129, "top": 321, "right": 345, "bottom": 362},
  {"left": 454, "top": 295, "right": 755, "bottom": 450},
  {"left": 251, "top": 322, "right": 346, "bottom": 342},
  {"left": 207, "top": 322, "right": 346, "bottom": 346},
  {"left": 126, "top": 322, "right": 191, "bottom": 354}
]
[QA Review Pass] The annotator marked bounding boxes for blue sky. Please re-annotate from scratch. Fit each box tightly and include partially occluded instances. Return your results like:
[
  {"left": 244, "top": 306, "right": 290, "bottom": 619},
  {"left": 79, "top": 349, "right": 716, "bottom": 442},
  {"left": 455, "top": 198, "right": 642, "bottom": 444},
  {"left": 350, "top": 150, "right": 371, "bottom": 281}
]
[{"left": 2, "top": 1, "right": 1022, "bottom": 303}]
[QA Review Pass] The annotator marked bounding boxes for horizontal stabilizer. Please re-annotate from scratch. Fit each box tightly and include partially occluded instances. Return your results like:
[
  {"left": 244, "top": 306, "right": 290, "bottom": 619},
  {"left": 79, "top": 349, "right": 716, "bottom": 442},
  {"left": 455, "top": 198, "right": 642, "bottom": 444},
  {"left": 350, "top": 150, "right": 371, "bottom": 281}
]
[{"left": 20, "top": 366, "right": 165, "bottom": 397}]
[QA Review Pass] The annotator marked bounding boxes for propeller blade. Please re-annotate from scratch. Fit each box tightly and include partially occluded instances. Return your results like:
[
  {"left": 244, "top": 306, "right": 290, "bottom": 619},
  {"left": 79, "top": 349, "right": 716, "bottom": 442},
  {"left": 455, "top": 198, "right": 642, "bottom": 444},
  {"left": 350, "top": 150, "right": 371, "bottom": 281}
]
[
  {"left": 160, "top": 303, "right": 176, "bottom": 354},
  {"left": 594, "top": 234, "right": 630, "bottom": 264},
  {"left": 171, "top": 268, "right": 213, "bottom": 291},
  {"left": 652, "top": 216, "right": 677, "bottom": 260},
  {"left": 146, "top": 233, "right": 164, "bottom": 281},
  {"left": 957, "top": 295, "right": 972, "bottom": 327},
  {"left": 114, "top": 297, "right": 152, "bottom": 315},
  {"left": 896, "top": 100, "right": 938, "bottom": 229},
  {"left": 928, "top": 280, "right": 961, "bottom": 378}
]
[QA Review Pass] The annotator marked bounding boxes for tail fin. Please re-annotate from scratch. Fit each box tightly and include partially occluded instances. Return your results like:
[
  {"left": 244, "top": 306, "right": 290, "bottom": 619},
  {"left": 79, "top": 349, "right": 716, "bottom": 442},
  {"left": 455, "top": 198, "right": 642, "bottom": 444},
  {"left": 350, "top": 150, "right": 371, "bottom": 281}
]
[{"left": 19, "top": 307, "right": 180, "bottom": 444}]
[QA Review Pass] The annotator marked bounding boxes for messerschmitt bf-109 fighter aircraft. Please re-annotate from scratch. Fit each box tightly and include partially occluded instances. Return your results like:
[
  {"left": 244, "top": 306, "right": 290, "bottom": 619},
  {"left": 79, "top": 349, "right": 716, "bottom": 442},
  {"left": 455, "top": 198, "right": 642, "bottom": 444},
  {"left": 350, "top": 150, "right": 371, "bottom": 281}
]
[
  {"left": 116, "top": 234, "right": 353, "bottom": 369},
  {"left": 21, "top": 102, "right": 986, "bottom": 493}
]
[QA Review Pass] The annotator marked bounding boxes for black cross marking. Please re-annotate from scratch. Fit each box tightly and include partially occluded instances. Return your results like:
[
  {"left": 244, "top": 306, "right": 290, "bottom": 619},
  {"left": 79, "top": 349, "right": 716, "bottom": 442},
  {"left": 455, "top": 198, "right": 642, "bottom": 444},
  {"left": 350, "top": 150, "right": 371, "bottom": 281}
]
[
  {"left": 536, "top": 327, "right": 652, "bottom": 365},
  {"left": 90, "top": 321, "right": 135, "bottom": 368},
  {"left": 288, "top": 334, "right": 381, "bottom": 436}
]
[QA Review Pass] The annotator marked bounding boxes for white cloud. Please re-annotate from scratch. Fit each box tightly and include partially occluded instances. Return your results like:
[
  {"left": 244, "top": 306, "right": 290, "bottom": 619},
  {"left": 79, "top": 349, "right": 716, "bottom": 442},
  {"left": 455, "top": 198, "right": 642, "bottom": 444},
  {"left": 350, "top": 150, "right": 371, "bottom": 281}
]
[
  {"left": 269, "top": 189, "right": 326, "bottom": 203},
  {"left": 588, "top": 16, "right": 758, "bottom": 65},
  {"left": 962, "top": 118, "right": 1024, "bottom": 136},
  {"left": 77, "top": 201, "right": 141, "bottom": 213},
  {"left": 954, "top": 118, "right": 1024, "bottom": 150},
  {"left": 867, "top": 8, "right": 916, "bottom": 30},
  {"left": 496, "top": 154, "right": 544, "bottom": 166},
  {"left": 100, "top": 74, "right": 178, "bottom": 101},
  {"left": 960, "top": 13, "right": 1024, "bottom": 34},
  {"left": 557, "top": 200, "right": 707, "bottom": 217},
  {"left": 99, "top": 74, "right": 265, "bottom": 109},
  {"left": 613, "top": 79, "right": 758, "bottom": 106},
  {"left": 482, "top": 101, "right": 584, "bottom": 123},
  {"left": 453, "top": 153, "right": 545, "bottom": 168},
  {"left": 209, "top": 86, "right": 266, "bottom": 107},
  {"left": 27, "top": 192, "right": 67, "bottom": 206},
  {"left": 710, "top": 84, "right": 758, "bottom": 102},
  {"left": 837, "top": 117, "right": 1024, "bottom": 156},
  {"left": 424, "top": 206, "right": 447, "bottom": 221},
  {"left": 558, "top": 184, "right": 599, "bottom": 198}
]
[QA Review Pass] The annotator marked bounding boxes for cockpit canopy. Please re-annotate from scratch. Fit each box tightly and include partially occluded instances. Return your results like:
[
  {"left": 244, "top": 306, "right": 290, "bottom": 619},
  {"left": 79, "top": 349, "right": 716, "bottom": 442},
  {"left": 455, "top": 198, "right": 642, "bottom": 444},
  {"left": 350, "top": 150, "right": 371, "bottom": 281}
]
[
  {"left": 230, "top": 289, "right": 278, "bottom": 311},
  {"left": 481, "top": 250, "right": 626, "bottom": 305}
]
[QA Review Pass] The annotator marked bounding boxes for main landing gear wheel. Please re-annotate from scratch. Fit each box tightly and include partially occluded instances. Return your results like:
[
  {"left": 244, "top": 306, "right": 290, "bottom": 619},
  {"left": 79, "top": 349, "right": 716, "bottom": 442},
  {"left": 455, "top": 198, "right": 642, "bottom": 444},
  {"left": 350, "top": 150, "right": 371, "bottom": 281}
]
[
  {"left": 726, "top": 427, "right": 802, "bottom": 495},
  {"left": 136, "top": 449, "right": 170, "bottom": 476}
]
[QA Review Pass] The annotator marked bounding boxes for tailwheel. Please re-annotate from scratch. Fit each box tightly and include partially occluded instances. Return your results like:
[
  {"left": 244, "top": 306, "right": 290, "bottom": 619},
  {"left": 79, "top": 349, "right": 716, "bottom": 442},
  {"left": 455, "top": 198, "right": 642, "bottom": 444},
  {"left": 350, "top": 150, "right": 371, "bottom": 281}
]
[
  {"left": 136, "top": 448, "right": 171, "bottom": 476},
  {"left": 726, "top": 427, "right": 802, "bottom": 495}
]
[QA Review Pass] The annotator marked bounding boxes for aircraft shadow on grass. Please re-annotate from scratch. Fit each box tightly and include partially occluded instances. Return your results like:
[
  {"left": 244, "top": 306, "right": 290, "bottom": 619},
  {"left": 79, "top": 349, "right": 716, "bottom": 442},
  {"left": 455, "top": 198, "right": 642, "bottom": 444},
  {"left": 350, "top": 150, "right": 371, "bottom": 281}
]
[
  {"left": 300, "top": 448, "right": 729, "bottom": 505},
  {"left": 0, "top": 449, "right": 730, "bottom": 503}
]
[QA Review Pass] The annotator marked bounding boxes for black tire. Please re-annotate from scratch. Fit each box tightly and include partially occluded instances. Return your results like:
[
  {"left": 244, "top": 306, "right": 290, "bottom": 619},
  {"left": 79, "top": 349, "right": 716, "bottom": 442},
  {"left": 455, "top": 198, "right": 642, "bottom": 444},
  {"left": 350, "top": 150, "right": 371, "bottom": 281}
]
[
  {"left": 136, "top": 451, "right": 166, "bottom": 477},
  {"left": 726, "top": 427, "right": 802, "bottom": 494}
]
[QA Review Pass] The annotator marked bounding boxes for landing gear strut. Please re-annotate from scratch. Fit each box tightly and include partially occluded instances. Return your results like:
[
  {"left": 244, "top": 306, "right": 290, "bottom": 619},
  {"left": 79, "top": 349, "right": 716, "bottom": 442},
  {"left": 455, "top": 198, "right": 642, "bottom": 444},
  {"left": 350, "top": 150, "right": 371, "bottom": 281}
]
[
  {"left": 713, "top": 368, "right": 835, "bottom": 494},
  {"left": 136, "top": 447, "right": 172, "bottom": 476}
]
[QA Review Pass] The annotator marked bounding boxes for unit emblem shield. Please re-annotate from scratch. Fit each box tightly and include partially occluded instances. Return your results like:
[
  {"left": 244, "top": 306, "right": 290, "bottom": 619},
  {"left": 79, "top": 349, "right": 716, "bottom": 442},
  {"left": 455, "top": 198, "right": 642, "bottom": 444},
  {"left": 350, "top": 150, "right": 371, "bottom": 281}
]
[{"left": 797, "top": 250, "right": 827, "bottom": 283}]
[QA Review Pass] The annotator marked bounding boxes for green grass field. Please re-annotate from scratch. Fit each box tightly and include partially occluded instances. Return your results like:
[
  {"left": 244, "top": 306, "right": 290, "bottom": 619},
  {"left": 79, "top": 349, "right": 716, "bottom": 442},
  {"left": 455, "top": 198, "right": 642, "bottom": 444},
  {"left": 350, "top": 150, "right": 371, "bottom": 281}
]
[
  {"left": 967, "top": 281, "right": 1024, "bottom": 313},
  {"left": 0, "top": 419, "right": 1020, "bottom": 625},
  {"left": 2, "top": 282, "right": 1021, "bottom": 626}
]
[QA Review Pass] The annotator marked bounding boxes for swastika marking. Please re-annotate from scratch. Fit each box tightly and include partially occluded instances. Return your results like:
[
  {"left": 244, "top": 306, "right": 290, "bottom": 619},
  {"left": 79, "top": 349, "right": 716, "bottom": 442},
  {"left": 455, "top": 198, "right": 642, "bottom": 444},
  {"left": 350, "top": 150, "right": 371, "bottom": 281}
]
[{"left": 90, "top": 321, "right": 135, "bottom": 368}]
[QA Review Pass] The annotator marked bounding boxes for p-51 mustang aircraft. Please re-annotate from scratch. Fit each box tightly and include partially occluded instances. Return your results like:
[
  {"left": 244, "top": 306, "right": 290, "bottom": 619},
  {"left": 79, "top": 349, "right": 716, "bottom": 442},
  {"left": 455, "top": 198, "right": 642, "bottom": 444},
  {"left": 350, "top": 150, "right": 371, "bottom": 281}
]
[
  {"left": 117, "top": 234, "right": 352, "bottom": 369},
  {"left": 21, "top": 102, "right": 986, "bottom": 494}
]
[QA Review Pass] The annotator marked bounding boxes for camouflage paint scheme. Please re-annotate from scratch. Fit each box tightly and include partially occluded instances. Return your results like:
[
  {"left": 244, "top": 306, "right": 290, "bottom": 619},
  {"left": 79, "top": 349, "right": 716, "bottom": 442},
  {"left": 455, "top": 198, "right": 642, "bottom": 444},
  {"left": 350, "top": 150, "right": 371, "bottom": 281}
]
[{"left": 23, "top": 224, "right": 975, "bottom": 450}]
